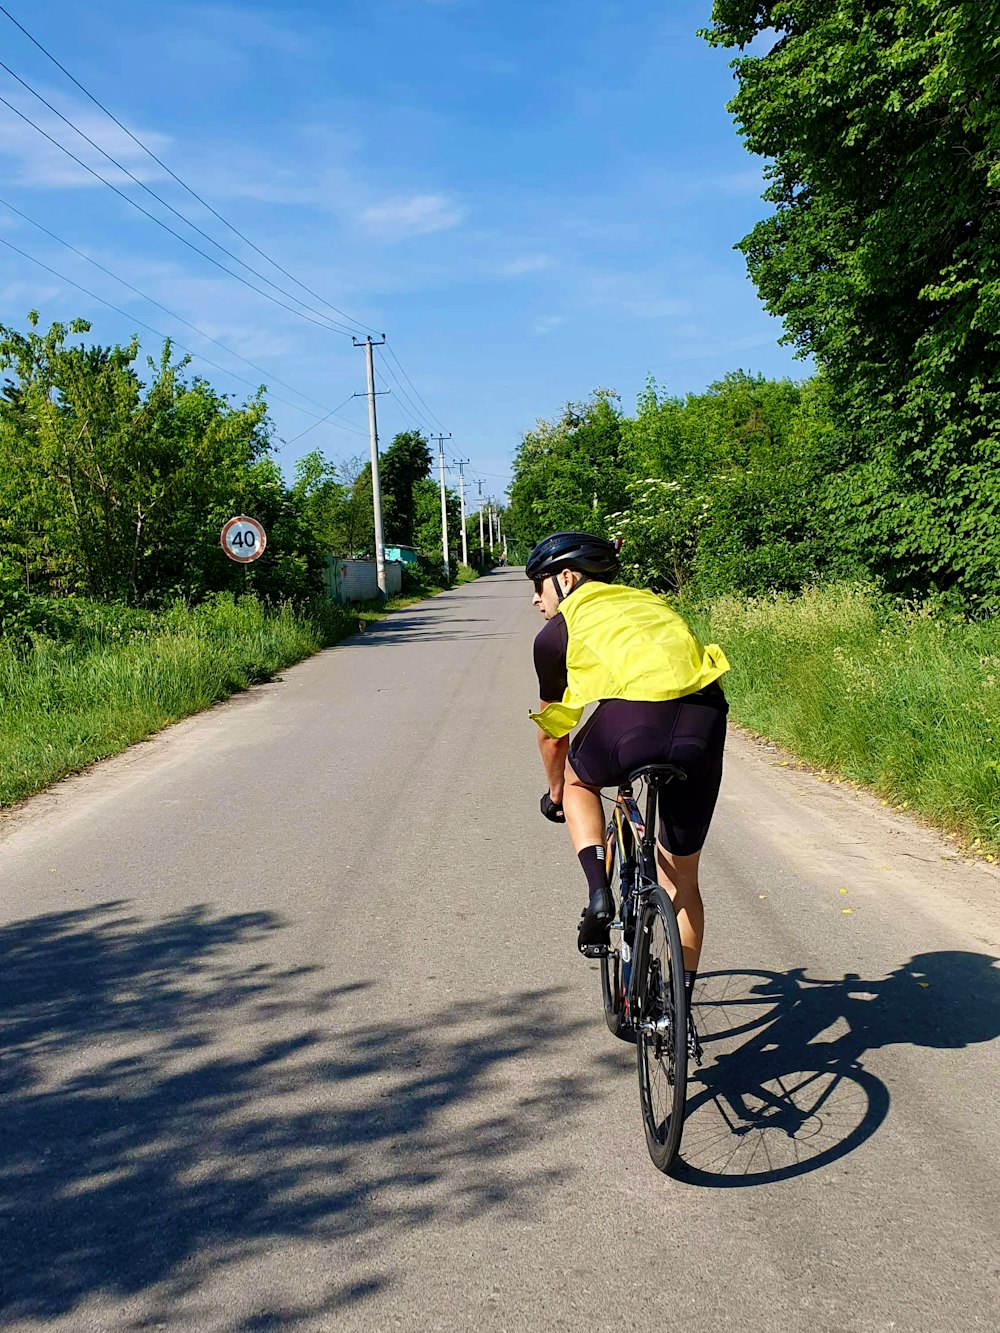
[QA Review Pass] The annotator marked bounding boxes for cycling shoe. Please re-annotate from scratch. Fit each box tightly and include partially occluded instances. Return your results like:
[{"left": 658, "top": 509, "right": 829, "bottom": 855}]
[{"left": 577, "top": 885, "right": 614, "bottom": 954}]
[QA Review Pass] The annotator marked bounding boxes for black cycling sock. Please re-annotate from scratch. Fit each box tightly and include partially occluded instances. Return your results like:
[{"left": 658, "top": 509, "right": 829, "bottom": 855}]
[
  {"left": 684, "top": 969, "right": 697, "bottom": 1006},
  {"left": 578, "top": 846, "right": 608, "bottom": 897}
]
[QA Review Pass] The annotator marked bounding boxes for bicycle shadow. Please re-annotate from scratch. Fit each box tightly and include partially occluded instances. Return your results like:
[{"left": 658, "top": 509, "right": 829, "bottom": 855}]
[
  {"left": 674, "top": 951, "right": 1000, "bottom": 1186},
  {"left": 0, "top": 901, "right": 592, "bottom": 1327}
]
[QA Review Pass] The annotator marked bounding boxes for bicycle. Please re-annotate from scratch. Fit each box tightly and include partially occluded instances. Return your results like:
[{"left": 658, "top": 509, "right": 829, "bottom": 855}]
[{"left": 593, "top": 763, "right": 691, "bottom": 1173}]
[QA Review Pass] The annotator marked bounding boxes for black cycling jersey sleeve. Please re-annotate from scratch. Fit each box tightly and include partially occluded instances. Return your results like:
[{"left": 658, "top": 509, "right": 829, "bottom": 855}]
[{"left": 533, "top": 613, "right": 569, "bottom": 702}]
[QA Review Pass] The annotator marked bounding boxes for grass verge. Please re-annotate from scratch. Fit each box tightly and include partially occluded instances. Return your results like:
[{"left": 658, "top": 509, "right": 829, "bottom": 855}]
[
  {"left": 687, "top": 583, "right": 1000, "bottom": 859},
  {"left": 0, "top": 574, "right": 475, "bottom": 809}
]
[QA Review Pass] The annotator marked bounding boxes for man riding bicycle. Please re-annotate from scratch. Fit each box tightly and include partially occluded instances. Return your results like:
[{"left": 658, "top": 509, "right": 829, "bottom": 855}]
[{"left": 527, "top": 531, "right": 730, "bottom": 1018}]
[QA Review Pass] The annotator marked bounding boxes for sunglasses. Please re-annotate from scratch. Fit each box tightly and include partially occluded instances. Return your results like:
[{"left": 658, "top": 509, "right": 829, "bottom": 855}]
[{"left": 532, "top": 575, "right": 550, "bottom": 595}]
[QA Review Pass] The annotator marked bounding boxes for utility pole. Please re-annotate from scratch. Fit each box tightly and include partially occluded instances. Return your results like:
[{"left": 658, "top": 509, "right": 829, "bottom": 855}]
[
  {"left": 453, "top": 458, "right": 470, "bottom": 566},
  {"left": 475, "top": 479, "right": 485, "bottom": 568},
  {"left": 488, "top": 502, "right": 495, "bottom": 551},
  {"left": 353, "top": 335, "right": 388, "bottom": 596},
  {"left": 430, "top": 433, "right": 452, "bottom": 579}
]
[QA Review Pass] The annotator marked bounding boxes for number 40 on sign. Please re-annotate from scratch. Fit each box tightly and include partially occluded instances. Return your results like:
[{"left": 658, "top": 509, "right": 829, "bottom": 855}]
[{"left": 221, "top": 515, "right": 267, "bottom": 564}]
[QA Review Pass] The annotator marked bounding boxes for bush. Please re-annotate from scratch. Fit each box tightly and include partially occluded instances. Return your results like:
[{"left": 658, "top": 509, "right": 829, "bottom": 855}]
[{"left": 688, "top": 583, "right": 1000, "bottom": 852}]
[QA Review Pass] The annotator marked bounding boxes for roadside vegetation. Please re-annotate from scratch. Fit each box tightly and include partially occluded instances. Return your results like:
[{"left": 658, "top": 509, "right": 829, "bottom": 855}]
[
  {"left": 0, "top": 570, "right": 477, "bottom": 809},
  {"left": 689, "top": 586, "right": 1000, "bottom": 856},
  {"left": 0, "top": 313, "right": 484, "bottom": 808},
  {"left": 506, "top": 2, "right": 999, "bottom": 855}
]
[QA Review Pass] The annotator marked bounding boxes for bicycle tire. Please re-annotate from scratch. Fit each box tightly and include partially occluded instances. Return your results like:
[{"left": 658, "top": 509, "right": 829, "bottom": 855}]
[
  {"left": 600, "top": 823, "right": 636, "bottom": 1043},
  {"left": 634, "top": 885, "right": 688, "bottom": 1172}
]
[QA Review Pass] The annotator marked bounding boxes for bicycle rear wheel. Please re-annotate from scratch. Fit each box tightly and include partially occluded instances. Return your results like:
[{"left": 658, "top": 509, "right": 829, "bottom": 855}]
[
  {"left": 634, "top": 885, "right": 688, "bottom": 1172},
  {"left": 600, "top": 824, "right": 635, "bottom": 1042}
]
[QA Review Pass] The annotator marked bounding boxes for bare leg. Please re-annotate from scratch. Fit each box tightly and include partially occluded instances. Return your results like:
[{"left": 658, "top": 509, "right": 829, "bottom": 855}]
[
  {"left": 561, "top": 758, "right": 605, "bottom": 852},
  {"left": 655, "top": 843, "right": 703, "bottom": 971}
]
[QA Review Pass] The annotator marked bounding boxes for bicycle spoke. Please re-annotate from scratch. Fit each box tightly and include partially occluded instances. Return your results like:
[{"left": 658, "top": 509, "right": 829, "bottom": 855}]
[{"left": 635, "top": 886, "right": 688, "bottom": 1173}]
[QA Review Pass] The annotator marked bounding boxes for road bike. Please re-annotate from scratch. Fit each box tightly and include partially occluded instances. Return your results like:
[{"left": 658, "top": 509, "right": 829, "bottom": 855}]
[{"left": 595, "top": 764, "right": 690, "bottom": 1173}]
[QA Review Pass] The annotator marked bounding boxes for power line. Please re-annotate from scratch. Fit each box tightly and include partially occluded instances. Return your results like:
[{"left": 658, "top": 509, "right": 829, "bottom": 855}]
[
  {"left": 283, "top": 394, "right": 361, "bottom": 446},
  {"left": 383, "top": 339, "right": 448, "bottom": 433},
  {"left": 373, "top": 345, "right": 437, "bottom": 434},
  {"left": 0, "top": 2, "right": 382, "bottom": 337},
  {"left": 0, "top": 193, "right": 364, "bottom": 427},
  {"left": 0, "top": 13, "right": 458, "bottom": 448},
  {"left": 0, "top": 91, "right": 355, "bottom": 336},
  {"left": 0, "top": 60, "right": 365, "bottom": 338},
  {"left": 0, "top": 9, "right": 454, "bottom": 455},
  {"left": 0, "top": 231, "right": 368, "bottom": 432}
]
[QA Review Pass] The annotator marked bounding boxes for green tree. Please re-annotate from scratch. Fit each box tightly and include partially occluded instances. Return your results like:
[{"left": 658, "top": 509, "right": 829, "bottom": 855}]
[
  {"left": 0, "top": 313, "right": 323, "bottom": 604},
  {"left": 412, "top": 477, "right": 462, "bottom": 569},
  {"left": 703, "top": 1, "right": 1000, "bottom": 608},
  {"left": 379, "top": 430, "right": 432, "bottom": 545},
  {"left": 506, "top": 390, "right": 629, "bottom": 552}
]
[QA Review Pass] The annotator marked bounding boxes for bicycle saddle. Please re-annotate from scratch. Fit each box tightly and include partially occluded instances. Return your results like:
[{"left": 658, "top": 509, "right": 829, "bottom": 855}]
[{"left": 626, "top": 763, "right": 688, "bottom": 784}]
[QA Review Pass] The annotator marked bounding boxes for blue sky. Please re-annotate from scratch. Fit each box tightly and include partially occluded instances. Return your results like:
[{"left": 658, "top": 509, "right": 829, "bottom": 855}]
[{"left": 0, "top": 0, "right": 802, "bottom": 499}]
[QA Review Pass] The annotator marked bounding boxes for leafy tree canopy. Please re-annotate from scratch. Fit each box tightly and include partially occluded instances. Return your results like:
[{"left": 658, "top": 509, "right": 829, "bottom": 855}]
[
  {"left": 702, "top": 1, "right": 1000, "bottom": 608},
  {"left": 379, "top": 430, "right": 432, "bottom": 545},
  {"left": 0, "top": 313, "right": 322, "bottom": 604}
]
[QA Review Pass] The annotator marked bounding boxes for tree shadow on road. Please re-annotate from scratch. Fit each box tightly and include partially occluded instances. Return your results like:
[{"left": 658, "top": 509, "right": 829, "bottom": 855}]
[
  {"left": 675, "top": 950, "right": 1000, "bottom": 1186},
  {"left": 342, "top": 613, "right": 518, "bottom": 646},
  {"left": 0, "top": 902, "right": 590, "bottom": 1327}
]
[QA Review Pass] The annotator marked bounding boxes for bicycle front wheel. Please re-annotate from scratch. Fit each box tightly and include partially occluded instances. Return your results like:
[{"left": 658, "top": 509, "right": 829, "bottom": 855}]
[{"left": 634, "top": 885, "right": 688, "bottom": 1172}]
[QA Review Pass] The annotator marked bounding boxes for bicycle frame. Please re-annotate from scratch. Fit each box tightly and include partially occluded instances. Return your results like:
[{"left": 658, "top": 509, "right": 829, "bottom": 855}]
[
  {"left": 608, "top": 767, "right": 688, "bottom": 1023},
  {"left": 608, "top": 775, "right": 666, "bottom": 1022}
]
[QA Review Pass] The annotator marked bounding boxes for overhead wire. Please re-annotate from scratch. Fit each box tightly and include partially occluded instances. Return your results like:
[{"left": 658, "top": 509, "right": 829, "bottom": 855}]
[
  {"left": 0, "top": 2, "right": 382, "bottom": 337},
  {"left": 283, "top": 395, "right": 361, "bottom": 446},
  {"left": 0, "top": 7, "right": 458, "bottom": 455},
  {"left": 373, "top": 345, "right": 438, "bottom": 434},
  {"left": 0, "top": 92, "right": 356, "bottom": 336},
  {"left": 0, "top": 194, "right": 365, "bottom": 427},
  {"left": 0, "top": 232, "right": 369, "bottom": 433},
  {"left": 383, "top": 339, "right": 448, "bottom": 433},
  {"left": 0, "top": 61, "right": 366, "bottom": 337}
]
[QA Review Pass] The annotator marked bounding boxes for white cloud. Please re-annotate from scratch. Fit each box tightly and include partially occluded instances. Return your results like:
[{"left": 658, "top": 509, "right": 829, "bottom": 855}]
[
  {"left": 582, "top": 270, "right": 690, "bottom": 320},
  {"left": 360, "top": 193, "right": 467, "bottom": 237},
  {"left": 0, "top": 278, "right": 61, "bottom": 307},
  {"left": 533, "top": 315, "right": 564, "bottom": 336},
  {"left": 500, "top": 254, "right": 550, "bottom": 276},
  {"left": 0, "top": 87, "right": 173, "bottom": 190}
]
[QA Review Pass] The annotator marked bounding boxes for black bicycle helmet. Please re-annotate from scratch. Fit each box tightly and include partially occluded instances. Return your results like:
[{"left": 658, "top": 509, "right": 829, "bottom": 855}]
[{"left": 525, "top": 531, "right": 620, "bottom": 581}]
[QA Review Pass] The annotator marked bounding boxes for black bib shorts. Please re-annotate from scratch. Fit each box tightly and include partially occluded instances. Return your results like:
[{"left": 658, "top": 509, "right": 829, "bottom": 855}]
[{"left": 567, "top": 685, "right": 728, "bottom": 857}]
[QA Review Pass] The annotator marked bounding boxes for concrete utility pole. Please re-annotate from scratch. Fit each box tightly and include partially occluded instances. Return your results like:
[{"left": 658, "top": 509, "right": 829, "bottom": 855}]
[
  {"left": 475, "top": 479, "right": 485, "bottom": 567},
  {"left": 353, "top": 335, "right": 388, "bottom": 596},
  {"left": 488, "top": 502, "right": 495, "bottom": 551},
  {"left": 430, "top": 433, "right": 452, "bottom": 579},
  {"left": 453, "top": 458, "right": 470, "bottom": 566}
]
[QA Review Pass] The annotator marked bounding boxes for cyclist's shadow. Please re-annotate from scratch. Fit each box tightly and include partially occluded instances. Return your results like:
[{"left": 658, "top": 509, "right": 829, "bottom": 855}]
[{"left": 674, "top": 950, "right": 1000, "bottom": 1186}]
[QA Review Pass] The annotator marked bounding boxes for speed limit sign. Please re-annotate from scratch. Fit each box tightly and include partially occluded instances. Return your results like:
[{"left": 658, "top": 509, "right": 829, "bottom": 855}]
[{"left": 221, "top": 515, "right": 267, "bottom": 564}]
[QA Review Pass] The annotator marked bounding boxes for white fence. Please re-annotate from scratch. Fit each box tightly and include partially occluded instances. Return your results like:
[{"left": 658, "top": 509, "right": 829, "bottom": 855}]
[{"left": 322, "top": 557, "right": 402, "bottom": 604}]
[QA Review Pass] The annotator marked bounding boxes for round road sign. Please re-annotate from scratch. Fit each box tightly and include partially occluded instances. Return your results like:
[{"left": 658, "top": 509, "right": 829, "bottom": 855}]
[{"left": 221, "top": 515, "right": 267, "bottom": 564}]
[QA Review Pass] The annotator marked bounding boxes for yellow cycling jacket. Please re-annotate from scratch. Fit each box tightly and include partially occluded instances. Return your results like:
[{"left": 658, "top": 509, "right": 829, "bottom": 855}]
[{"left": 529, "top": 581, "right": 730, "bottom": 739}]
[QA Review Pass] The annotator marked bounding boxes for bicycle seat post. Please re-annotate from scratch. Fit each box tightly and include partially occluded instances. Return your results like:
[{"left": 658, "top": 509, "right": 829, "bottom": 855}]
[{"left": 641, "top": 775, "right": 659, "bottom": 860}]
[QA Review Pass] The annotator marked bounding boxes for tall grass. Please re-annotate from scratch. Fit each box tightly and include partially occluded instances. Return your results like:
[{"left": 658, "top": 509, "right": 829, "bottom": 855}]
[
  {"left": 0, "top": 595, "right": 358, "bottom": 808},
  {"left": 688, "top": 584, "right": 1000, "bottom": 854},
  {"left": 0, "top": 569, "right": 477, "bottom": 809}
]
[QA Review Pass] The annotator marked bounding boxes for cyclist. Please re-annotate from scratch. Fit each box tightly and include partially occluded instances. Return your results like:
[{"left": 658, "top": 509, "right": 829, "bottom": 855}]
[{"left": 527, "top": 531, "right": 730, "bottom": 1024}]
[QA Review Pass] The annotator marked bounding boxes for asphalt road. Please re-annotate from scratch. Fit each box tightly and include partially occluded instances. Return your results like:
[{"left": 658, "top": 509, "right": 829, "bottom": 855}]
[{"left": 1, "top": 569, "right": 998, "bottom": 1333}]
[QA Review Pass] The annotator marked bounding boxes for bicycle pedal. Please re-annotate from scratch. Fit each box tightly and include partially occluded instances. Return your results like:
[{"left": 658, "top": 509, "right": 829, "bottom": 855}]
[{"left": 579, "top": 943, "right": 610, "bottom": 959}]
